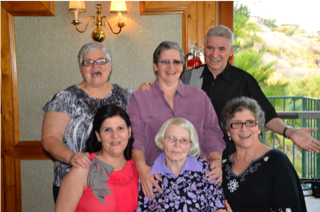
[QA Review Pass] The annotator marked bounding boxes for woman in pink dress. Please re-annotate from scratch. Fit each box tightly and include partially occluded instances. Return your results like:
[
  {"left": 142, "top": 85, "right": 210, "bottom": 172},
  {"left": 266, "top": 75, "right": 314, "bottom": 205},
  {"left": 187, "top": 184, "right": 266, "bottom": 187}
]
[{"left": 55, "top": 105, "right": 139, "bottom": 212}]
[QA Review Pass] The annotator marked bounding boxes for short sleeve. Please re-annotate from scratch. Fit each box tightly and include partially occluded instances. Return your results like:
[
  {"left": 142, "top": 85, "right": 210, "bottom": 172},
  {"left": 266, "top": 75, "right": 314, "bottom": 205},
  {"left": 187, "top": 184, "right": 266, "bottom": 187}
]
[{"left": 42, "top": 91, "right": 74, "bottom": 117}]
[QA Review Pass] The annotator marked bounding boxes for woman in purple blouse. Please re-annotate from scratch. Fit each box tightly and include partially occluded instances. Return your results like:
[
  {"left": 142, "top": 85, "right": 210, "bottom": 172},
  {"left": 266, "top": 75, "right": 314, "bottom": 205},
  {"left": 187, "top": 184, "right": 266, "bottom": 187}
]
[
  {"left": 127, "top": 41, "right": 225, "bottom": 200},
  {"left": 136, "top": 118, "right": 228, "bottom": 212}
]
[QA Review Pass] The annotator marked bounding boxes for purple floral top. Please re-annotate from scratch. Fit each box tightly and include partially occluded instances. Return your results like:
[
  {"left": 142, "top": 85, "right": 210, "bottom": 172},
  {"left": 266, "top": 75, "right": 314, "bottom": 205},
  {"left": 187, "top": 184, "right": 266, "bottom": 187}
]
[{"left": 136, "top": 152, "right": 226, "bottom": 212}]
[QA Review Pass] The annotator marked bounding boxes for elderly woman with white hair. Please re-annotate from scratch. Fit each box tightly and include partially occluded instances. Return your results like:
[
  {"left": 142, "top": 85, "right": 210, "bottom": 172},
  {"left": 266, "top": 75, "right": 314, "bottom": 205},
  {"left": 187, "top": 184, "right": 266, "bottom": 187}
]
[{"left": 136, "top": 118, "right": 227, "bottom": 212}]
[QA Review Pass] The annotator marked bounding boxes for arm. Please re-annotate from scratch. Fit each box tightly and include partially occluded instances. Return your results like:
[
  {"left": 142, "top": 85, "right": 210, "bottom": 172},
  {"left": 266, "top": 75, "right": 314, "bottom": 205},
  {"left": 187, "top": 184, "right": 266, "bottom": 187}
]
[
  {"left": 132, "top": 149, "right": 162, "bottom": 200},
  {"left": 54, "top": 166, "right": 89, "bottom": 212},
  {"left": 215, "top": 200, "right": 232, "bottom": 212},
  {"left": 206, "top": 152, "right": 223, "bottom": 183},
  {"left": 126, "top": 94, "right": 162, "bottom": 200},
  {"left": 265, "top": 118, "right": 320, "bottom": 153},
  {"left": 137, "top": 82, "right": 153, "bottom": 91},
  {"left": 41, "top": 111, "right": 90, "bottom": 168},
  {"left": 202, "top": 94, "right": 225, "bottom": 183},
  {"left": 270, "top": 152, "right": 307, "bottom": 211}
]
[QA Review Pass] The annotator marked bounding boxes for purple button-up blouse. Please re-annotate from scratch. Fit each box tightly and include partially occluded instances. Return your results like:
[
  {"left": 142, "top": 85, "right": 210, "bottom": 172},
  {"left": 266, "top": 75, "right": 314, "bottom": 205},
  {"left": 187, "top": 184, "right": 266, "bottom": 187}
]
[{"left": 126, "top": 78, "right": 225, "bottom": 165}]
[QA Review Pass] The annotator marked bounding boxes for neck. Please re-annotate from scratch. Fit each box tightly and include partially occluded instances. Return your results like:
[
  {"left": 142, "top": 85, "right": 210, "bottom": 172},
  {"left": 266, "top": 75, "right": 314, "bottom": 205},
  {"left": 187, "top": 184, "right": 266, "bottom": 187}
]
[
  {"left": 158, "top": 79, "right": 178, "bottom": 100},
  {"left": 97, "top": 151, "right": 127, "bottom": 171},
  {"left": 78, "top": 81, "right": 111, "bottom": 99},
  {"left": 165, "top": 157, "right": 187, "bottom": 177},
  {"left": 232, "top": 141, "right": 268, "bottom": 162}
]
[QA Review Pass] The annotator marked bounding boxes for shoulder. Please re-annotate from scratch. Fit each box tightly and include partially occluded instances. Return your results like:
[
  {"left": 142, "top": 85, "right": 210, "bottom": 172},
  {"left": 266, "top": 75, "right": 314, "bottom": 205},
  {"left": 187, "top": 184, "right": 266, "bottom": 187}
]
[
  {"left": 181, "top": 65, "right": 205, "bottom": 82},
  {"left": 196, "top": 158, "right": 211, "bottom": 172},
  {"left": 268, "top": 149, "right": 290, "bottom": 162},
  {"left": 229, "top": 64, "right": 258, "bottom": 82},
  {"left": 112, "top": 84, "right": 133, "bottom": 98}
]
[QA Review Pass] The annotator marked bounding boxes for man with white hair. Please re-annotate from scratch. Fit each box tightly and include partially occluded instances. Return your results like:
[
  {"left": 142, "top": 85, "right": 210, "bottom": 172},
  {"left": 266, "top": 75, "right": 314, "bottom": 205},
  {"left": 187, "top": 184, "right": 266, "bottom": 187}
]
[{"left": 181, "top": 25, "right": 320, "bottom": 159}]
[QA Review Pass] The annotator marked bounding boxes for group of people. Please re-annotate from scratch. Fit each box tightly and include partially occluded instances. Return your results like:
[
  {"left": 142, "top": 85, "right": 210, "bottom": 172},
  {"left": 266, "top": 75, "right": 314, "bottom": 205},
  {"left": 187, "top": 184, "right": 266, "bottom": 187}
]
[{"left": 41, "top": 25, "right": 319, "bottom": 212}]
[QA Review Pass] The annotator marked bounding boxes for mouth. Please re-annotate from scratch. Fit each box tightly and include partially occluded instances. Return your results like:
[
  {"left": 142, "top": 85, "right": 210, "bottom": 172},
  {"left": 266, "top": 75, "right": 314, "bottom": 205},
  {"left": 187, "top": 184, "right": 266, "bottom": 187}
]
[
  {"left": 239, "top": 134, "right": 251, "bottom": 139},
  {"left": 91, "top": 71, "right": 102, "bottom": 77},
  {"left": 209, "top": 58, "right": 221, "bottom": 63},
  {"left": 165, "top": 71, "right": 177, "bottom": 75},
  {"left": 111, "top": 141, "right": 121, "bottom": 146}
]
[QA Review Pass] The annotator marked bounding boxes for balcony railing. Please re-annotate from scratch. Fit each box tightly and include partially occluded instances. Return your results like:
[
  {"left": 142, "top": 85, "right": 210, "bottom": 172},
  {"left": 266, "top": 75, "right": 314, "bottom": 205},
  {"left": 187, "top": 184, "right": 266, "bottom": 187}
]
[{"left": 263, "top": 96, "right": 320, "bottom": 178}]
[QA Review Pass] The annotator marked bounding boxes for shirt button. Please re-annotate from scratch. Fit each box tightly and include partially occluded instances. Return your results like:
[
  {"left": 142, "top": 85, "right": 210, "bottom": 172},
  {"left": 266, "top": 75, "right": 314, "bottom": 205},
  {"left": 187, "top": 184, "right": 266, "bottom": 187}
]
[
  {"left": 172, "top": 184, "right": 178, "bottom": 189},
  {"left": 170, "top": 193, "right": 177, "bottom": 199}
]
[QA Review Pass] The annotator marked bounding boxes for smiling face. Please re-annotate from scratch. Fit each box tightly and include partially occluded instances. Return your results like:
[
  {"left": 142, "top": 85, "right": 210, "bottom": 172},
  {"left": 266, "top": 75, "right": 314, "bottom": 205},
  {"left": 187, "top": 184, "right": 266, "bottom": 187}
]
[
  {"left": 227, "top": 109, "right": 261, "bottom": 149},
  {"left": 163, "top": 124, "right": 191, "bottom": 163},
  {"left": 81, "top": 49, "right": 112, "bottom": 87},
  {"left": 95, "top": 116, "right": 131, "bottom": 158},
  {"left": 153, "top": 49, "right": 183, "bottom": 86},
  {"left": 204, "top": 36, "right": 234, "bottom": 78}
]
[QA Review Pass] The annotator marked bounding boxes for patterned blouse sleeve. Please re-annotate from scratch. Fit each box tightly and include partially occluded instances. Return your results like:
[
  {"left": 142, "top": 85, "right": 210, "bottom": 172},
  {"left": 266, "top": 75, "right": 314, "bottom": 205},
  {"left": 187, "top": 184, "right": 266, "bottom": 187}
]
[
  {"left": 202, "top": 161, "right": 226, "bottom": 211},
  {"left": 42, "top": 90, "right": 74, "bottom": 117},
  {"left": 136, "top": 182, "right": 149, "bottom": 212}
]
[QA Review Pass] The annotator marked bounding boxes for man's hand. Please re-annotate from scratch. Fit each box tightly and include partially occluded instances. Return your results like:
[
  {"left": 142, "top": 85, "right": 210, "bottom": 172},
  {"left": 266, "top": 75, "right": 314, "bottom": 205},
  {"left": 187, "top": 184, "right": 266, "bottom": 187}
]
[
  {"left": 69, "top": 152, "right": 91, "bottom": 168},
  {"left": 138, "top": 164, "right": 162, "bottom": 200},
  {"left": 287, "top": 127, "right": 320, "bottom": 153},
  {"left": 204, "top": 156, "right": 223, "bottom": 184}
]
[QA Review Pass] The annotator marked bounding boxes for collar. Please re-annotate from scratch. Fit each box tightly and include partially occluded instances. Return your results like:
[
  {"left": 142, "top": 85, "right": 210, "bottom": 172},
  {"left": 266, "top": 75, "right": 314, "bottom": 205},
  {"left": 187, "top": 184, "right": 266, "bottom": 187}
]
[
  {"left": 150, "top": 152, "right": 202, "bottom": 177},
  {"left": 201, "top": 61, "right": 232, "bottom": 82},
  {"left": 151, "top": 78, "right": 188, "bottom": 99}
]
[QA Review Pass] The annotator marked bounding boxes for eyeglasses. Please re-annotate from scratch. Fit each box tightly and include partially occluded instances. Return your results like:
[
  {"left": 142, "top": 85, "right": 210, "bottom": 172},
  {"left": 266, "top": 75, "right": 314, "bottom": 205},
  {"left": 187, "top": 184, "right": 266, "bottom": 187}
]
[
  {"left": 158, "top": 60, "right": 183, "bottom": 68},
  {"left": 229, "top": 120, "right": 258, "bottom": 129},
  {"left": 82, "top": 58, "right": 109, "bottom": 67},
  {"left": 164, "top": 136, "right": 191, "bottom": 145}
]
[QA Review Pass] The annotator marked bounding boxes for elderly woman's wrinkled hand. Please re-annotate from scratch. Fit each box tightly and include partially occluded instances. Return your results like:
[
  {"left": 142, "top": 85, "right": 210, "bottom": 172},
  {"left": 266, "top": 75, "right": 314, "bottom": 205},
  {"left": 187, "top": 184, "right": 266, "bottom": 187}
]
[
  {"left": 139, "top": 164, "right": 162, "bottom": 200},
  {"left": 205, "top": 157, "right": 223, "bottom": 184},
  {"left": 69, "top": 152, "right": 91, "bottom": 168}
]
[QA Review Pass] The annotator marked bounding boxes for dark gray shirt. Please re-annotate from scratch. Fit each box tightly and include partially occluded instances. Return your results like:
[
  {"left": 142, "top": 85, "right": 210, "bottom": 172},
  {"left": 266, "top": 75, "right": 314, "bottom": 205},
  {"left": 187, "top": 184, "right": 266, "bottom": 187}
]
[{"left": 43, "top": 84, "right": 132, "bottom": 187}]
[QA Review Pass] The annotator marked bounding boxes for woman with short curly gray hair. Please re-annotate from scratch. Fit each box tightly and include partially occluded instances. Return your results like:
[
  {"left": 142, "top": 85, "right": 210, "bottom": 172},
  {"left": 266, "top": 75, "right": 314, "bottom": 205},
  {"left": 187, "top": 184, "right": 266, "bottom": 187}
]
[
  {"left": 220, "top": 96, "right": 307, "bottom": 212},
  {"left": 42, "top": 42, "right": 132, "bottom": 203}
]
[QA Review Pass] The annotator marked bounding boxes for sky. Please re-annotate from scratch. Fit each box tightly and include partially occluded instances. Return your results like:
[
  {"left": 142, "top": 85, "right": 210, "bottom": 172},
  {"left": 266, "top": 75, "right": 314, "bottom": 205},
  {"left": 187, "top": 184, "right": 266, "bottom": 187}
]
[{"left": 237, "top": 0, "right": 320, "bottom": 32}]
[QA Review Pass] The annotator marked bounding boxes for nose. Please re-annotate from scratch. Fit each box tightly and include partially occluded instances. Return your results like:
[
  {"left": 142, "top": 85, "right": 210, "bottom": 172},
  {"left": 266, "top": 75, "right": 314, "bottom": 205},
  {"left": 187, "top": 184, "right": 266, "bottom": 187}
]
[
  {"left": 169, "top": 61, "right": 175, "bottom": 69},
  {"left": 92, "top": 61, "right": 99, "bottom": 67},
  {"left": 112, "top": 130, "right": 119, "bottom": 138},
  {"left": 212, "top": 49, "right": 218, "bottom": 57},
  {"left": 173, "top": 139, "right": 182, "bottom": 147}
]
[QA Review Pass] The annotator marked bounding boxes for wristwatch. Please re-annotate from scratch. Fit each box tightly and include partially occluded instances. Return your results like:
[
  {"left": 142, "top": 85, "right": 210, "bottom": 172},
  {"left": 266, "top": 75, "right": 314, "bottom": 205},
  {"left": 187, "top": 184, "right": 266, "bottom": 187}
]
[{"left": 283, "top": 126, "right": 293, "bottom": 138}]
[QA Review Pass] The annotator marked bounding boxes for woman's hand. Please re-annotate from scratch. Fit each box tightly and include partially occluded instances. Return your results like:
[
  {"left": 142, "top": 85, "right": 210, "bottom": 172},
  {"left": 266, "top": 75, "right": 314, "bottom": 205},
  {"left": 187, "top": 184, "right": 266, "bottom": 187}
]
[
  {"left": 139, "top": 164, "right": 162, "bottom": 200},
  {"left": 215, "top": 200, "right": 232, "bottom": 212},
  {"left": 204, "top": 156, "right": 223, "bottom": 184},
  {"left": 69, "top": 152, "right": 91, "bottom": 168},
  {"left": 137, "top": 82, "right": 153, "bottom": 91}
]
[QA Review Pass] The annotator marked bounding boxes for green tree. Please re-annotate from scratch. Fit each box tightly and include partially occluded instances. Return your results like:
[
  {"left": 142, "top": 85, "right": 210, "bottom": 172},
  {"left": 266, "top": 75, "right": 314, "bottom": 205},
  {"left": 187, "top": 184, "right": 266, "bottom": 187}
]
[
  {"left": 261, "top": 18, "right": 277, "bottom": 28},
  {"left": 234, "top": 4, "right": 261, "bottom": 52}
]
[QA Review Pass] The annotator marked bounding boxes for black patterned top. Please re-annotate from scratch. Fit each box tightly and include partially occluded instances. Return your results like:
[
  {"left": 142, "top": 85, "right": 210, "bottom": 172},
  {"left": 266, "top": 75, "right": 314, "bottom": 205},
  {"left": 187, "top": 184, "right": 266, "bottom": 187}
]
[
  {"left": 43, "top": 84, "right": 132, "bottom": 187},
  {"left": 136, "top": 152, "right": 226, "bottom": 212},
  {"left": 222, "top": 149, "right": 307, "bottom": 212}
]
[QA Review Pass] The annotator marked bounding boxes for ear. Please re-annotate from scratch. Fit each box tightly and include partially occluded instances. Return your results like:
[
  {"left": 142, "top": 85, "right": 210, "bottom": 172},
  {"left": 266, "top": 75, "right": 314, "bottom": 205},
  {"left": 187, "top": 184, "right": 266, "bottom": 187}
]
[
  {"left": 153, "top": 63, "right": 158, "bottom": 73},
  {"left": 227, "top": 131, "right": 231, "bottom": 137},
  {"left": 128, "top": 126, "right": 132, "bottom": 138},
  {"left": 229, "top": 45, "right": 234, "bottom": 58},
  {"left": 95, "top": 131, "right": 102, "bottom": 142}
]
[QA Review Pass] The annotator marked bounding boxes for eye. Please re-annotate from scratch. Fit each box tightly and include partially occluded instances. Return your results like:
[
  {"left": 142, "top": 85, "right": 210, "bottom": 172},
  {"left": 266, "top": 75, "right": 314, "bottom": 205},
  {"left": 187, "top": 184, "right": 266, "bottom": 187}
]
[
  {"left": 173, "top": 60, "right": 183, "bottom": 65},
  {"left": 118, "top": 126, "right": 125, "bottom": 130},
  {"left": 232, "top": 122, "right": 242, "bottom": 126},
  {"left": 160, "top": 60, "right": 170, "bottom": 64},
  {"left": 206, "top": 46, "right": 212, "bottom": 50},
  {"left": 219, "top": 47, "right": 225, "bottom": 51},
  {"left": 103, "top": 127, "right": 111, "bottom": 132}
]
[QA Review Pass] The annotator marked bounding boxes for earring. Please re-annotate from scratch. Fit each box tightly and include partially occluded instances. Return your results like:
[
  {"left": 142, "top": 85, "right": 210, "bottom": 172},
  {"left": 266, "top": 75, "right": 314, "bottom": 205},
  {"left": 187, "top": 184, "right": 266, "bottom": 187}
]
[
  {"left": 229, "top": 137, "right": 232, "bottom": 141},
  {"left": 258, "top": 134, "right": 262, "bottom": 139}
]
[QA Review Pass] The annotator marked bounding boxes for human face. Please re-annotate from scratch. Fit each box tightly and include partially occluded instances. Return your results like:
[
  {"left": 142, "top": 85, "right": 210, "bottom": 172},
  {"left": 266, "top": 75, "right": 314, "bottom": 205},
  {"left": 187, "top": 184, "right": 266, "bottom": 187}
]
[
  {"left": 204, "top": 36, "right": 234, "bottom": 77},
  {"left": 81, "top": 49, "right": 112, "bottom": 87},
  {"left": 227, "top": 109, "right": 261, "bottom": 149},
  {"left": 163, "top": 125, "right": 191, "bottom": 163},
  {"left": 153, "top": 49, "right": 183, "bottom": 86},
  {"left": 95, "top": 116, "right": 131, "bottom": 158}
]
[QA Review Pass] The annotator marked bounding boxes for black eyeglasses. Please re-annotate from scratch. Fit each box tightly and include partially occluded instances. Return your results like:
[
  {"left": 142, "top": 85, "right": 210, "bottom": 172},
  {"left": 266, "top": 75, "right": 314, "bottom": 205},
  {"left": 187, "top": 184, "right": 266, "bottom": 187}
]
[
  {"left": 158, "top": 60, "right": 183, "bottom": 67},
  {"left": 82, "top": 58, "right": 109, "bottom": 67},
  {"left": 164, "top": 136, "right": 191, "bottom": 145},
  {"left": 229, "top": 120, "right": 258, "bottom": 129}
]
